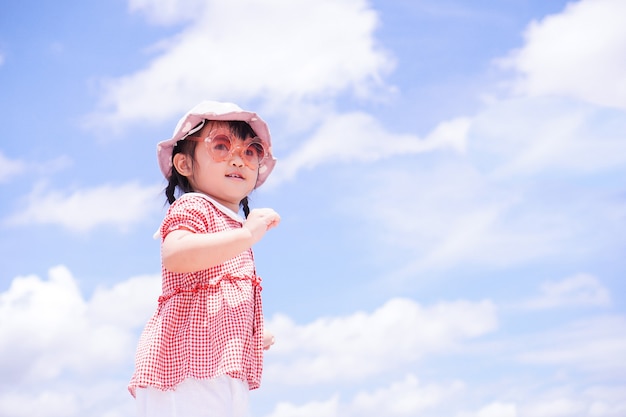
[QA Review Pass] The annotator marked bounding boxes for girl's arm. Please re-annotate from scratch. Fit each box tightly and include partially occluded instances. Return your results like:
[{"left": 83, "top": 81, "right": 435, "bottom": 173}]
[{"left": 162, "top": 208, "right": 280, "bottom": 273}]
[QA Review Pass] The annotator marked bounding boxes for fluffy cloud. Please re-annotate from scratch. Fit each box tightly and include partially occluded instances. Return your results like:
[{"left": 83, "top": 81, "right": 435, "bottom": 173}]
[
  {"left": 0, "top": 266, "right": 160, "bottom": 384},
  {"left": 345, "top": 95, "right": 626, "bottom": 277},
  {"left": 0, "top": 266, "right": 495, "bottom": 417},
  {"left": 272, "top": 112, "right": 470, "bottom": 184},
  {"left": 500, "top": 0, "right": 626, "bottom": 110},
  {"left": 4, "top": 182, "right": 162, "bottom": 233},
  {"left": 0, "top": 266, "right": 160, "bottom": 416},
  {"left": 264, "top": 297, "right": 497, "bottom": 385},
  {"left": 518, "top": 273, "right": 612, "bottom": 310},
  {"left": 516, "top": 315, "right": 626, "bottom": 375},
  {"left": 469, "top": 97, "right": 626, "bottom": 177},
  {"left": 0, "top": 390, "right": 79, "bottom": 417},
  {"left": 331, "top": 4, "right": 626, "bottom": 274},
  {"left": 1, "top": 267, "right": 623, "bottom": 417},
  {"left": 261, "top": 307, "right": 626, "bottom": 417},
  {"left": 262, "top": 369, "right": 626, "bottom": 417},
  {"left": 350, "top": 374, "right": 464, "bottom": 416},
  {"left": 87, "top": 0, "right": 394, "bottom": 131},
  {"left": 266, "top": 396, "right": 340, "bottom": 417},
  {"left": 457, "top": 402, "right": 518, "bottom": 417},
  {"left": 349, "top": 160, "right": 560, "bottom": 274},
  {"left": 128, "top": 0, "right": 207, "bottom": 25},
  {"left": 265, "top": 375, "right": 465, "bottom": 417},
  {"left": 0, "top": 151, "right": 25, "bottom": 183}
]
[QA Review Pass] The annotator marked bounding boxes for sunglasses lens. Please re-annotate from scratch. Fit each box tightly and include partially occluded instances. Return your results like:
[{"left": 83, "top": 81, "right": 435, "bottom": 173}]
[
  {"left": 207, "top": 135, "right": 232, "bottom": 160},
  {"left": 244, "top": 142, "right": 266, "bottom": 164}
]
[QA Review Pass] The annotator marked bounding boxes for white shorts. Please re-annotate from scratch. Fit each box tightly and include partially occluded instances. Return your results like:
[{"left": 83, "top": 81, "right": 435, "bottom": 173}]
[{"left": 135, "top": 376, "right": 251, "bottom": 417}]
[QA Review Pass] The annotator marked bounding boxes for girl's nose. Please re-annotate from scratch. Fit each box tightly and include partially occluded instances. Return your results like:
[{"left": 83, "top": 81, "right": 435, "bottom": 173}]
[{"left": 229, "top": 152, "right": 245, "bottom": 167}]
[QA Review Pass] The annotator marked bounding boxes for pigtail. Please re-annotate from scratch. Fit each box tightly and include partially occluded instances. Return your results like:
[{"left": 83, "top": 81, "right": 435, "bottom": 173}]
[
  {"left": 165, "top": 179, "right": 177, "bottom": 205},
  {"left": 164, "top": 140, "right": 196, "bottom": 205},
  {"left": 240, "top": 197, "right": 250, "bottom": 218},
  {"left": 165, "top": 169, "right": 191, "bottom": 205}
]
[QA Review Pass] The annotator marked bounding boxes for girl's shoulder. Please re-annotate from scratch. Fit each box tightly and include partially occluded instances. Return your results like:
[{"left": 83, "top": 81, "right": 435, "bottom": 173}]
[{"left": 162, "top": 194, "right": 220, "bottom": 236}]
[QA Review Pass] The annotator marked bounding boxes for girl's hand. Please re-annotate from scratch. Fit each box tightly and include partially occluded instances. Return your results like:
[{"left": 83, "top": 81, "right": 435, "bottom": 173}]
[
  {"left": 244, "top": 208, "right": 280, "bottom": 243},
  {"left": 263, "top": 329, "right": 275, "bottom": 350}
]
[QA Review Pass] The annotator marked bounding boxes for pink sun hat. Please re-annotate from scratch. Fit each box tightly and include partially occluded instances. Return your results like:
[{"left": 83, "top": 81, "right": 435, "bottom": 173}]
[{"left": 157, "top": 100, "right": 277, "bottom": 188}]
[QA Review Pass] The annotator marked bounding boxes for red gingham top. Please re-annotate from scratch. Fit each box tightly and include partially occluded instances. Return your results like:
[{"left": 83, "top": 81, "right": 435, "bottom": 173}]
[{"left": 128, "top": 193, "right": 264, "bottom": 397}]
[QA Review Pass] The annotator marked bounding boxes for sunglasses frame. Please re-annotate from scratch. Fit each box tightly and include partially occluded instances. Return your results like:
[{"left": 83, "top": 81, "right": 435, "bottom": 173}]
[{"left": 186, "top": 134, "right": 268, "bottom": 170}]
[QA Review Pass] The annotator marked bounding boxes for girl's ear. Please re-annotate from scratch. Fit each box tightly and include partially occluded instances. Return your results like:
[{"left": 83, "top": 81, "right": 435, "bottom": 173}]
[{"left": 173, "top": 153, "right": 193, "bottom": 176}]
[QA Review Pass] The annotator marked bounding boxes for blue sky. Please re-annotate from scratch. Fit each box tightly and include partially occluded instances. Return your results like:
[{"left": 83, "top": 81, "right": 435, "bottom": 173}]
[{"left": 1, "top": 0, "right": 625, "bottom": 416}]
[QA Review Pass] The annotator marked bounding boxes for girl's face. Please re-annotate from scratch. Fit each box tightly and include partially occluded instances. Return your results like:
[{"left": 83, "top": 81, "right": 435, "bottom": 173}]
[{"left": 178, "top": 121, "right": 259, "bottom": 212}]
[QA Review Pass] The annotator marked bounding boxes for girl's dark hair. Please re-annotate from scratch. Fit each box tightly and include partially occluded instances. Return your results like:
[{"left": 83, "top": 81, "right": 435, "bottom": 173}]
[{"left": 164, "top": 120, "right": 256, "bottom": 218}]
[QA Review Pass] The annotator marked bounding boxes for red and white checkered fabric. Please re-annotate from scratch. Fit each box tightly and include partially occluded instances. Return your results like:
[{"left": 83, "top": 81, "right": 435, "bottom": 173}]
[{"left": 129, "top": 194, "right": 264, "bottom": 397}]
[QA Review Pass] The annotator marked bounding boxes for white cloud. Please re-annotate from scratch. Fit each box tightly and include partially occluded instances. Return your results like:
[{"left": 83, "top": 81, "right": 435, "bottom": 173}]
[
  {"left": 264, "top": 375, "right": 465, "bottom": 417},
  {"left": 262, "top": 368, "right": 626, "bottom": 417},
  {"left": 0, "top": 380, "right": 136, "bottom": 417},
  {"left": 4, "top": 181, "right": 162, "bottom": 233},
  {"left": 351, "top": 161, "right": 568, "bottom": 275},
  {"left": 266, "top": 396, "right": 340, "bottom": 417},
  {"left": 475, "top": 402, "right": 517, "bottom": 417},
  {"left": 456, "top": 386, "right": 626, "bottom": 417},
  {"left": 0, "top": 266, "right": 159, "bottom": 416},
  {"left": 0, "top": 151, "right": 25, "bottom": 182},
  {"left": 346, "top": 95, "right": 626, "bottom": 277},
  {"left": 458, "top": 402, "right": 518, "bottom": 417},
  {"left": 520, "top": 398, "right": 583, "bottom": 417},
  {"left": 265, "top": 297, "right": 497, "bottom": 385},
  {"left": 0, "top": 266, "right": 89, "bottom": 383},
  {"left": 89, "top": 274, "right": 162, "bottom": 328},
  {"left": 0, "top": 152, "right": 71, "bottom": 184},
  {"left": 86, "top": 0, "right": 394, "bottom": 132},
  {"left": 519, "top": 273, "right": 611, "bottom": 310},
  {"left": 0, "top": 390, "right": 79, "bottom": 417},
  {"left": 128, "top": 0, "right": 206, "bottom": 25},
  {"left": 516, "top": 315, "right": 626, "bottom": 375},
  {"left": 499, "top": 0, "right": 626, "bottom": 110},
  {"left": 469, "top": 97, "right": 626, "bottom": 177},
  {"left": 350, "top": 374, "right": 464, "bottom": 416},
  {"left": 336, "top": 0, "right": 626, "bottom": 277},
  {"left": 2, "top": 268, "right": 623, "bottom": 417},
  {"left": 271, "top": 112, "right": 470, "bottom": 185},
  {"left": 583, "top": 386, "right": 626, "bottom": 417},
  {"left": 0, "top": 266, "right": 160, "bottom": 385}
]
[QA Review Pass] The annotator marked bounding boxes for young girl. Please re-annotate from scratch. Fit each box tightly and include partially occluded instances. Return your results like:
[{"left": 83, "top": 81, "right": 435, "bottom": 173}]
[{"left": 129, "top": 101, "right": 280, "bottom": 417}]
